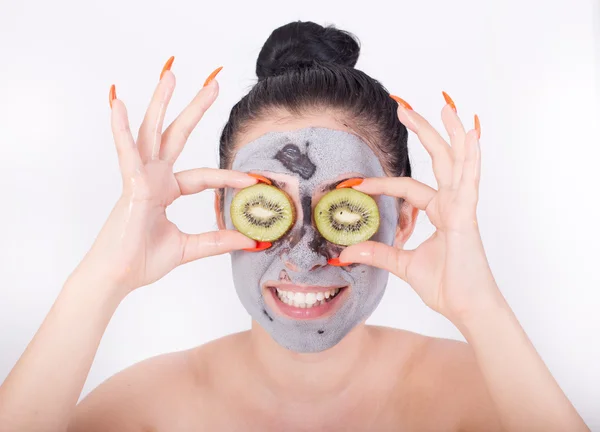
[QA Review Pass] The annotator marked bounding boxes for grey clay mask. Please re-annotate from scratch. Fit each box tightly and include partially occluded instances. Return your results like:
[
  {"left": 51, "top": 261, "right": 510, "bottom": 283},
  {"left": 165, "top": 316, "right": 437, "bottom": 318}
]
[{"left": 224, "top": 127, "right": 398, "bottom": 353}]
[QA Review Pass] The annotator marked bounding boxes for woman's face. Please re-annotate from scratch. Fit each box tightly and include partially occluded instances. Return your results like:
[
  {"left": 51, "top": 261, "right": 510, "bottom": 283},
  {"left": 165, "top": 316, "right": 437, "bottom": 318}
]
[{"left": 220, "top": 112, "right": 399, "bottom": 353}]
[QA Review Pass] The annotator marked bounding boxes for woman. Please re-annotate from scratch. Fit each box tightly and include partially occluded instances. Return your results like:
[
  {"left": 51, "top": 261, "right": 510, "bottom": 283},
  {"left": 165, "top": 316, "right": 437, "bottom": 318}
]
[{"left": 0, "top": 21, "right": 588, "bottom": 431}]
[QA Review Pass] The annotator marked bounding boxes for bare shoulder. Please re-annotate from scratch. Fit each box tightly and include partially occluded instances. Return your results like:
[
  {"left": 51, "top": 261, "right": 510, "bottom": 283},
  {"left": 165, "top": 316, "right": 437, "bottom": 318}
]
[
  {"left": 368, "top": 326, "right": 503, "bottom": 431},
  {"left": 68, "top": 332, "right": 249, "bottom": 432}
]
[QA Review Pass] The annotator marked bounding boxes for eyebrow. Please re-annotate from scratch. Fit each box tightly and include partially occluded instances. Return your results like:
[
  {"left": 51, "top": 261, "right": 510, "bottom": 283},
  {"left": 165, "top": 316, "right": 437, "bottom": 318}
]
[
  {"left": 269, "top": 178, "right": 287, "bottom": 189},
  {"left": 319, "top": 183, "right": 338, "bottom": 193},
  {"left": 319, "top": 178, "right": 354, "bottom": 193}
]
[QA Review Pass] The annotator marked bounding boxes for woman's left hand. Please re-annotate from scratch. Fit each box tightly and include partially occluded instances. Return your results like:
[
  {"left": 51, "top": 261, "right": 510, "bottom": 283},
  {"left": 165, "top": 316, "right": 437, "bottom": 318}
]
[{"left": 339, "top": 95, "right": 499, "bottom": 323}]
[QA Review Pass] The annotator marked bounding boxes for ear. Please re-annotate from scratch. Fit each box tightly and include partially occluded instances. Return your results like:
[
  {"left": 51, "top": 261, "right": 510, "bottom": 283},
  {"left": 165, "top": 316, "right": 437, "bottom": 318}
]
[
  {"left": 214, "top": 190, "right": 226, "bottom": 230},
  {"left": 393, "top": 200, "right": 419, "bottom": 248}
]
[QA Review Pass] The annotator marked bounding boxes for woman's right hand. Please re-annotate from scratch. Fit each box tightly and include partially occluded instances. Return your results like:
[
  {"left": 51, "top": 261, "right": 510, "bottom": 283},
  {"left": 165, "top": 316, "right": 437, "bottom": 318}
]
[
  {"left": 0, "top": 62, "right": 261, "bottom": 432},
  {"left": 74, "top": 61, "right": 258, "bottom": 296}
]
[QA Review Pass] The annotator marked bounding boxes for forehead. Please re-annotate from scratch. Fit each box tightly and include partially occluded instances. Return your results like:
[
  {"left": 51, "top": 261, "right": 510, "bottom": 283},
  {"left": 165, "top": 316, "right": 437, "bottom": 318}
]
[{"left": 231, "top": 127, "right": 386, "bottom": 189}]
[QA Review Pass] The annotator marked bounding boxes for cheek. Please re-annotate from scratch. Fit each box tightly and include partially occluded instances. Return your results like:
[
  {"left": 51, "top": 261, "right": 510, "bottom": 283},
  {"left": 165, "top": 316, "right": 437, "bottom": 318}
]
[{"left": 231, "top": 250, "right": 277, "bottom": 289}]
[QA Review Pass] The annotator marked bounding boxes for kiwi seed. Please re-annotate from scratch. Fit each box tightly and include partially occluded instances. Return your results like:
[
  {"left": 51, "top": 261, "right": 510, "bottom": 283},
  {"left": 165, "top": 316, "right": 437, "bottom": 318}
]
[
  {"left": 314, "top": 188, "right": 379, "bottom": 246},
  {"left": 230, "top": 183, "right": 295, "bottom": 242}
]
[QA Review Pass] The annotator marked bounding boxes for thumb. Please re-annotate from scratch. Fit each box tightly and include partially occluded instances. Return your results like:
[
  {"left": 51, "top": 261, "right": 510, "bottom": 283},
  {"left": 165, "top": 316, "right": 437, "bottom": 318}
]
[{"left": 339, "top": 241, "right": 413, "bottom": 282}]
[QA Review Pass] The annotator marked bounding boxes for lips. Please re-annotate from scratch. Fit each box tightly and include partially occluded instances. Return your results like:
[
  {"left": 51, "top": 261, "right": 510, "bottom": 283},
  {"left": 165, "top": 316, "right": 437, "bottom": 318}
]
[
  {"left": 274, "top": 286, "right": 342, "bottom": 307},
  {"left": 262, "top": 270, "right": 349, "bottom": 320}
]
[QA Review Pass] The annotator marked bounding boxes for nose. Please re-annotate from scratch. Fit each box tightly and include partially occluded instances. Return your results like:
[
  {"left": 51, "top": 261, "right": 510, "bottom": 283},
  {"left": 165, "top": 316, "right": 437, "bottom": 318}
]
[{"left": 283, "top": 228, "right": 328, "bottom": 272}]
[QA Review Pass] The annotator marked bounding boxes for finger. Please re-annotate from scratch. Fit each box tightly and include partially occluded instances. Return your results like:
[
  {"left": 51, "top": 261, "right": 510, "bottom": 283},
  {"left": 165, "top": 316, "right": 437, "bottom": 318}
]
[
  {"left": 175, "top": 168, "right": 258, "bottom": 195},
  {"left": 456, "top": 128, "right": 481, "bottom": 206},
  {"left": 353, "top": 177, "right": 436, "bottom": 210},
  {"left": 394, "top": 102, "right": 454, "bottom": 188},
  {"left": 110, "top": 97, "right": 144, "bottom": 183},
  {"left": 339, "top": 241, "right": 413, "bottom": 282},
  {"left": 180, "top": 230, "right": 256, "bottom": 264},
  {"left": 137, "top": 71, "right": 176, "bottom": 163},
  {"left": 160, "top": 77, "right": 220, "bottom": 163},
  {"left": 440, "top": 101, "right": 468, "bottom": 189}
]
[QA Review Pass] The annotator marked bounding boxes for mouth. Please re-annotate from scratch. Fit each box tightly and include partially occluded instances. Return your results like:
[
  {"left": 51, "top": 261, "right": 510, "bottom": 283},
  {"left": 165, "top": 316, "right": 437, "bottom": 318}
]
[{"left": 263, "top": 282, "right": 349, "bottom": 320}]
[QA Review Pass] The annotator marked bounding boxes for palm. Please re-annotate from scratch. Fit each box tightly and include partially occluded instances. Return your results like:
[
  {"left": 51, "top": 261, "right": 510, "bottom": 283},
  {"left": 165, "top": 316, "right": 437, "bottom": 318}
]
[
  {"left": 117, "top": 161, "right": 184, "bottom": 288},
  {"left": 405, "top": 187, "right": 478, "bottom": 313},
  {"left": 341, "top": 102, "right": 487, "bottom": 319}
]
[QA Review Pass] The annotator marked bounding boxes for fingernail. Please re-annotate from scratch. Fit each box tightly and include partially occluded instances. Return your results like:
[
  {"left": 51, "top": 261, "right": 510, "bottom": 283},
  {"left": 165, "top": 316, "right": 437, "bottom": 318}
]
[
  {"left": 243, "top": 241, "right": 272, "bottom": 252},
  {"left": 389, "top": 95, "right": 413, "bottom": 110},
  {"left": 336, "top": 178, "right": 364, "bottom": 189},
  {"left": 248, "top": 173, "right": 272, "bottom": 185},
  {"left": 203, "top": 66, "right": 223, "bottom": 87},
  {"left": 109, "top": 84, "right": 116, "bottom": 109},
  {"left": 442, "top": 91, "right": 457, "bottom": 113},
  {"left": 474, "top": 114, "right": 481, "bottom": 139},
  {"left": 328, "top": 258, "right": 352, "bottom": 266},
  {"left": 160, "top": 56, "right": 175, "bottom": 80}
]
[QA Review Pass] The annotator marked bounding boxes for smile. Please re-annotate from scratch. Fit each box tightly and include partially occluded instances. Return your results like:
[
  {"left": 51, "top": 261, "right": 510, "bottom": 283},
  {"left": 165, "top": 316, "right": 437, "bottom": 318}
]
[
  {"left": 263, "top": 282, "right": 348, "bottom": 320},
  {"left": 275, "top": 287, "right": 342, "bottom": 308}
]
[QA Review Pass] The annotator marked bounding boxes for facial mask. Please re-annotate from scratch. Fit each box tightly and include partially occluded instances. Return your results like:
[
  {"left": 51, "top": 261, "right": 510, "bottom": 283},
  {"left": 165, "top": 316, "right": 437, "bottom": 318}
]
[{"left": 224, "top": 127, "right": 398, "bottom": 353}]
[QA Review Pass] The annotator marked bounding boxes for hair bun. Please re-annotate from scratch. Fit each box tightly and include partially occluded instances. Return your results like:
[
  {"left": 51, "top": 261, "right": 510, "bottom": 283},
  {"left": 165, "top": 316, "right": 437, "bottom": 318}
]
[{"left": 256, "top": 21, "right": 360, "bottom": 80}]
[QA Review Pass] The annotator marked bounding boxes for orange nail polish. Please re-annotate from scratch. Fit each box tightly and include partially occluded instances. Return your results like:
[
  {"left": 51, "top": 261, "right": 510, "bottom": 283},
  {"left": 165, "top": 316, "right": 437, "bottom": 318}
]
[
  {"left": 474, "top": 114, "right": 481, "bottom": 139},
  {"left": 243, "top": 241, "right": 272, "bottom": 252},
  {"left": 389, "top": 95, "right": 413, "bottom": 110},
  {"left": 160, "top": 56, "right": 175, "bottom": 80},
  {"left": 109, "top": 84, "right": 116, "bottom": 109},
  {"left": 328, "top": 258, "right": 352, "bottom": 266},
  {"left": 203, "top": 66, "right": 223, "bottom": 87},
  {"left": 248, "top": 173, "right": 272, "bottom": 185},
  {"left": 442, "top": 91, "right": 457, "bottom": 113},
  {"left": 336, "top": 178, "right": 364, "bottom": 189}
]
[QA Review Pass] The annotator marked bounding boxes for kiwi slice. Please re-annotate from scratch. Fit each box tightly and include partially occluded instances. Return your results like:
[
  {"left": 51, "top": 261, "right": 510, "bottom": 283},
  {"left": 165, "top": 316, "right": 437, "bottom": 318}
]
[
  {"left": 314, "top": 188, "right": 380, "bottom": 246},
  {"left": 230, "top": 183, "right": 295, "bottom": 242}
]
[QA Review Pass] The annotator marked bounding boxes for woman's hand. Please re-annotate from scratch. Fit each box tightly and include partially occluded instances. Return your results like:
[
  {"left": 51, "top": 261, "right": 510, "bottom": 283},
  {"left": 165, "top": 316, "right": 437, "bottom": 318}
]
[
  {"left": 0, "top": 60, "right": 263, "bottom": 432},
  {"left": 75, "top": 64, "right": 258, "bottom": 296},
  {"left": 339, "top": 94, "right": 589, "bottom": 431},
  {"left": 339, "top": 94, "right": 497, "bottom": 323}
]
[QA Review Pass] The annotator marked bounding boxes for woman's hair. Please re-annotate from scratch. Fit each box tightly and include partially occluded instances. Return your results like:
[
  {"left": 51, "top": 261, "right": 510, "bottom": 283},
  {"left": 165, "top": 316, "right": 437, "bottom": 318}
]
[{"left": 218, "top": 21, "right": 410, "bottom": 207}]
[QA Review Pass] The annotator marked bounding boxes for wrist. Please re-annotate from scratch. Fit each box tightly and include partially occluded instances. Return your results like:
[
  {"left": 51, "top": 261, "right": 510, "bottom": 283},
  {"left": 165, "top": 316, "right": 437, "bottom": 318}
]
[
  {"left": 448, "top": 286, "right": 510, "bottom": 336},
  {"left": 65, "top": 259, "right": 129, "bottom": 307},
  {"left": 443, "top": 275, "right": 507, "bottom": 325}
]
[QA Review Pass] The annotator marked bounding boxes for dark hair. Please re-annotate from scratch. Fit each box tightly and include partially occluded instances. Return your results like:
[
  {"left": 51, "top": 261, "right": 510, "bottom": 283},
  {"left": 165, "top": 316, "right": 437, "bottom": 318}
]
[{"left": 218, "top": 21, "right": 410, "bottom": 208}]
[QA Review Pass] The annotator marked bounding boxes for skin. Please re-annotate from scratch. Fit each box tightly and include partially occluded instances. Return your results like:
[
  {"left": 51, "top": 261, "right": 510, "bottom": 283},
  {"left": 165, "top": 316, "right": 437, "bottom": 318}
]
[
  {"left": 0, "top": 69, "right": 589, "bottom": 432},
  {"left": 224, "top": 127, "right": 398, "bottom": 353}
]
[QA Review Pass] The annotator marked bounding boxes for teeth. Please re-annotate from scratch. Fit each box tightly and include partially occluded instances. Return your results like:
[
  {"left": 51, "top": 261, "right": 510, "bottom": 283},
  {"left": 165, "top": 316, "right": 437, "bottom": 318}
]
[{"left": 275, "top": 287, "right": 343, "bottom": 308}]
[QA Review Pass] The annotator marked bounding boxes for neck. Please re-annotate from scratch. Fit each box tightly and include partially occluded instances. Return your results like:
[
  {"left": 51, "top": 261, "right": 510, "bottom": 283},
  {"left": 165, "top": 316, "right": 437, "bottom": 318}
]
[{"left": 248, "top": 320, "right": 374, "bottom": 402}]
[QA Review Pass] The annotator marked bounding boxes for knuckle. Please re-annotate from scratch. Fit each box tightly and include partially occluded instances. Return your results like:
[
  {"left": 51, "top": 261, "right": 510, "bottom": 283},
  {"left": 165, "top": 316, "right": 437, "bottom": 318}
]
[
  {"left": 117, "top": 121, "right": 131, "bottom": 135},
  {"left": 207, "top": 230, "right": 225, "bottom": 249},
  {"left": 192, "top": 169, "right": 209, "bottom": 190},
  {"left": 367, "top": 242, "right": 378, "bottom": 264}
]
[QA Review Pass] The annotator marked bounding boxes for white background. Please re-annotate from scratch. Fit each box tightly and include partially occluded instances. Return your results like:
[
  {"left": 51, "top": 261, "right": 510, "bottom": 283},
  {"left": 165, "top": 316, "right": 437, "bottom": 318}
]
[{"left": 1, "top": 0, "right": 599, "bottom": 428}]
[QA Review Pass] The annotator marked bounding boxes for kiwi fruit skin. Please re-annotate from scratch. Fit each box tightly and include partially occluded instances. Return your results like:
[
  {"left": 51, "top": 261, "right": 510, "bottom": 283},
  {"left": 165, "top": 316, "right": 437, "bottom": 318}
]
[
  {"left": 314, "top": 188, "right": 380, "bottom": 246},
  {"left": 230, "top": 183, "right": 295, "bottom": 242}
]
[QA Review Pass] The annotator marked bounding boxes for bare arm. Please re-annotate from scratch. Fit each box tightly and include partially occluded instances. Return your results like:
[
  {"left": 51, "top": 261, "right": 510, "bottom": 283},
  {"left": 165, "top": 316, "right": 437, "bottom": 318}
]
[
  {"left": 340, "top": 95, "right": 589, "bottom": 431},
  {"left": 457, "top": 287, "right": 585, "bottom": 431},
  {"left": 0, "top": 62, "right": 256, "bottom": 432},
  {"left": 0, "top": 272, "right": 123, "bottom": 432}
]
